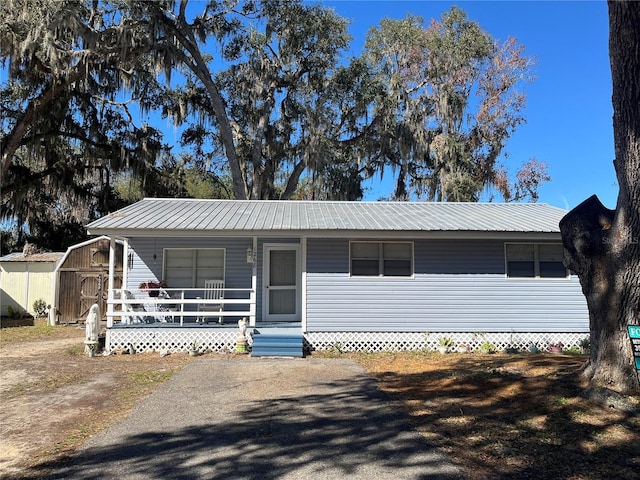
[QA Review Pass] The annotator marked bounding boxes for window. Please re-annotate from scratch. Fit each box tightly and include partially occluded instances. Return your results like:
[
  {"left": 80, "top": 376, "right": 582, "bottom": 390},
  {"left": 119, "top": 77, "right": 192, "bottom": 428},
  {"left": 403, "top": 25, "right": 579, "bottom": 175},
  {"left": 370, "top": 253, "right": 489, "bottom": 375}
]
[
  {"left": 351, "top": 242, "right": 413, "bottom": 277},
  {"left": 90, "top": 248, "right": 109, "bottom": 266},
  {"left": 163, "top": 249, "right": 225, "bottom": 288},
  {"left": 505, "top": 243, "right": 567, "bottom": 278}
]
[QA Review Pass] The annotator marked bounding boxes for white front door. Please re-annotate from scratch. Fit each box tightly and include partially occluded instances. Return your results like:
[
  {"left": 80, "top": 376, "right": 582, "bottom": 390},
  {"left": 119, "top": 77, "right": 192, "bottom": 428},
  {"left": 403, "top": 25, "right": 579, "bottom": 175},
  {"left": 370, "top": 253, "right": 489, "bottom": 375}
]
[{"left": 263, "top": 244, "right": 300, "bottom": 322}]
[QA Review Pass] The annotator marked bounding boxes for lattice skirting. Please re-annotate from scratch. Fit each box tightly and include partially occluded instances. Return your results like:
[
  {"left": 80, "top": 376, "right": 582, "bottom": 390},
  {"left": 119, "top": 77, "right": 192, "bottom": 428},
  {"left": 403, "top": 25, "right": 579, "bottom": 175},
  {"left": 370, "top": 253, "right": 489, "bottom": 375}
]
[
  {"left": 106, "top": 328, "right": 589, "bottom": 354},
  {"left": 106, "top": 328, "right": 251, "bottom": 353},
  {"left": 303, "top": 331, "right": 590, "bottom": 353}
]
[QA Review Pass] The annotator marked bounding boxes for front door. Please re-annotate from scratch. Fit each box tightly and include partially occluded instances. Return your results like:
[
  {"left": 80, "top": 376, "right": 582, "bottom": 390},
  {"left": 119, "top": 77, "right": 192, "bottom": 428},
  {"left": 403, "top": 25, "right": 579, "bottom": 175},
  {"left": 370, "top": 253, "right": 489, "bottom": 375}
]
[{"left": 263, "top": 244, "right": 301, "bottom": 322}]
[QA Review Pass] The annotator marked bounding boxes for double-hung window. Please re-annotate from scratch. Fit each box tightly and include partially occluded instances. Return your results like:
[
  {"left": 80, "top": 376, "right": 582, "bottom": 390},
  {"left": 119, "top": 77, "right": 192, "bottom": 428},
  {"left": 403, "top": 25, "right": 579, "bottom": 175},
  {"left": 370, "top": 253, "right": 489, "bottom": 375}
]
[
  {"left": 351, "top": 242, "right": 413, "bottom": 277},
  {"left": 505, "top": 243, "right": 568, "bottom": 278},
  {"left": 163, "top": 248, "right": 225, "bottom": 288}
]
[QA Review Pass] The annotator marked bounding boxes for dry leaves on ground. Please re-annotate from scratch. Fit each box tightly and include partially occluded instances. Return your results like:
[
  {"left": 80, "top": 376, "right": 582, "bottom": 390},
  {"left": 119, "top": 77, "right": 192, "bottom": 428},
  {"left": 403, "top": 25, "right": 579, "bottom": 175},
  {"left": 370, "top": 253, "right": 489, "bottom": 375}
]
[{"left": 353, "top": 351, "right": 640, "bottom": 480}]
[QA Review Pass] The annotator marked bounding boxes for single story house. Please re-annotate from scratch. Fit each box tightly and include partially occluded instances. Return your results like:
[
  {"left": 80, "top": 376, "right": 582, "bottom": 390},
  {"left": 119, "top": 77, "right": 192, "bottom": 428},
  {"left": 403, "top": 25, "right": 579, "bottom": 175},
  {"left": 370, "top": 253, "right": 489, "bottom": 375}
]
[{"left": 86, "top": 198, "right": 589, "bottom": 356}]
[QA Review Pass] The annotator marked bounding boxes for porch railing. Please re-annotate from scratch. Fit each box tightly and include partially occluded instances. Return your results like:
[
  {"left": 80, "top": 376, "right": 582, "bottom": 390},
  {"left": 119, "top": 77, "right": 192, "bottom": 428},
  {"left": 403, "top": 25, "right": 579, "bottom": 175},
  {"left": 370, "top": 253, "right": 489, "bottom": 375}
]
[{"left": 106, "top": 288, "right": 255, "bottom": 327}]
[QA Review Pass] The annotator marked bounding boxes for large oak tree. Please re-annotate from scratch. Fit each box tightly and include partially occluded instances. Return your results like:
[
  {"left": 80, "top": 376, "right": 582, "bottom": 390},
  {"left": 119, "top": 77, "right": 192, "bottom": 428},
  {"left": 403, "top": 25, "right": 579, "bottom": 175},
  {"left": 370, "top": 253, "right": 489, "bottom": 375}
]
[
  {"left": 360, "top": 8, "right": 546, "bottom": 202},
  {"left": 0, "top": 0, "right": 169, "bottom": 245},
  {"left": 133, "top": 0, "right": 357, "bottom": 200},
  {"left": 559, "top": 0, "right": 640, "bottom": 396},
  {"left": 2, "top": 1, "right": 549, "bottom": 250}
]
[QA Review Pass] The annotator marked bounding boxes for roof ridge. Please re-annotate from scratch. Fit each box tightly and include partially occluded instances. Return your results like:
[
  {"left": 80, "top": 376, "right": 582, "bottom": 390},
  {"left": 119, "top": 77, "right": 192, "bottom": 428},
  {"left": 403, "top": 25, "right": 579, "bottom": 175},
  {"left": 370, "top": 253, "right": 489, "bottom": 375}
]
[{"left": 140, "top": 197, "right": 554, "bottom": 207}]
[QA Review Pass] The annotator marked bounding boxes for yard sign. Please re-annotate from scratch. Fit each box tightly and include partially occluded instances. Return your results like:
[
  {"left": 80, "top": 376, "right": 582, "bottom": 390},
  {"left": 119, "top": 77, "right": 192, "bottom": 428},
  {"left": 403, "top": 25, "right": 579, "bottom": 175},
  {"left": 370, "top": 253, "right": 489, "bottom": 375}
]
[{"left": 628, "top": 326, "right": 640, "bottom": 385}]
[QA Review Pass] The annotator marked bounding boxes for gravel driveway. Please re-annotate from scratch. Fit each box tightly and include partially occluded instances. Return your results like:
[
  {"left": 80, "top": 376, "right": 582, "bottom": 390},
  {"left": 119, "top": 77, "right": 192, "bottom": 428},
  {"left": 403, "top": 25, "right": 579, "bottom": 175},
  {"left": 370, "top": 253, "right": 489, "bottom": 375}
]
[{"left": 50, "top": 357, "right": 460, "bottom": 479}]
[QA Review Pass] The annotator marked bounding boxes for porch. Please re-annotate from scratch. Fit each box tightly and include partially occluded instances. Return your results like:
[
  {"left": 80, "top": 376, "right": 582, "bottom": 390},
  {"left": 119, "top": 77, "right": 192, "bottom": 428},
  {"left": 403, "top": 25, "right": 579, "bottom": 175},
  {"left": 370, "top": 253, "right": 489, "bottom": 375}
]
[
  {"left": 105, "top": 285, "right": 305, "bottom": 355},
  {"left": 106, "top": 287, "right": 256, "bottom": 327}
]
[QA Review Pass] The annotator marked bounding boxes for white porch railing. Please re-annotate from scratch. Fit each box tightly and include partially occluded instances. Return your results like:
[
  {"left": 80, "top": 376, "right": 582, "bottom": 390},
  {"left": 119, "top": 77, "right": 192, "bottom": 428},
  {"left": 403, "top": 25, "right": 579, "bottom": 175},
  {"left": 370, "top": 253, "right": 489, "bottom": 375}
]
[{"left": 107, "top": 288, "right": 255, "bottom": 327}]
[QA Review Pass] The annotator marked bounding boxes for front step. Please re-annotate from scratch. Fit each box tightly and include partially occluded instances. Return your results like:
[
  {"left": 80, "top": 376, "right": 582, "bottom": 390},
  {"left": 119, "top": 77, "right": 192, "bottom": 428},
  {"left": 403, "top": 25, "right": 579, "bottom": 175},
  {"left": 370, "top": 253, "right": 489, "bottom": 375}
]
[{"left": 251, "top": 332, "right": 304, "bottom": 357}]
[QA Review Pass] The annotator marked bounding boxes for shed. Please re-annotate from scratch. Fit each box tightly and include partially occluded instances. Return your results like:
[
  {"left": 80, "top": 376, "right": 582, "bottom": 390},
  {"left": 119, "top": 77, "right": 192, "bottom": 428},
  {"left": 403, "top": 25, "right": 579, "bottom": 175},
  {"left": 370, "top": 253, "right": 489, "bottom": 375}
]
[
  {"left": 0, "top": 251, "right": 64, "bottom": 318},
  {"left": 53, "top": 236, "right": 124, "bottom": 323}
]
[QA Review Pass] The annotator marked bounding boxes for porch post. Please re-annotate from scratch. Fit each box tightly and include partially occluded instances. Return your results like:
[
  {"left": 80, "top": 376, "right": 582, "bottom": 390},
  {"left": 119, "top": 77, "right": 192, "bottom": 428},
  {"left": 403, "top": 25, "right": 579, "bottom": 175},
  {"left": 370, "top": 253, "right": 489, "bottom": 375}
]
[
  {"left": 301, "top": 236, "right": 307, "bottom": 333},
  {"left": 122, "top": 238, "right": 129, "bottom": 292},
  {"left": 107, "top": 236, "right": 116, "bottom": 328},
  {"left": 250, "top": 236, "right": 257, "bottom": 326}
]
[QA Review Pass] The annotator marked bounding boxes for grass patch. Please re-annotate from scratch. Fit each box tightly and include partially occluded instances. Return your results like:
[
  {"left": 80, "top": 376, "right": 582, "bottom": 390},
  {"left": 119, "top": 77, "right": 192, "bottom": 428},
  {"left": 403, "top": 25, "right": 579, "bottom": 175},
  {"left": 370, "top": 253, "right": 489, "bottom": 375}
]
[
  {"left": 65, "top": 344, "right": 85, "bottom": 356},
  {"left": 8, "top": 384, "right": 26, "bottom": 395},
  {"left": 0, "top": 326, "right": 194, "bottom": 480},
  {"left": 0, "top": 323, "right": 82, "bottom": 343},
  {"left": 4, "top": 373, "right": 81, "bottom": 398},
  {"left": 118, "top": 369, "right": 177, "bottom": 403}
]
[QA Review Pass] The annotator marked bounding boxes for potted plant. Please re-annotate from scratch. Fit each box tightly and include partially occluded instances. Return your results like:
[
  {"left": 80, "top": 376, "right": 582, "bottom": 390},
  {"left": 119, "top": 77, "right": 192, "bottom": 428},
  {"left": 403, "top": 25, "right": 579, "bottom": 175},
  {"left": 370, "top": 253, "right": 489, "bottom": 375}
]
[
  {"left": 139, "top": 280, "right": 167, "bottom": 297},
  {"left": 548, "top": 341, "right": 564, "bottom": 354},
  {"left": 188, "top": 340, "right": 202, "bottom": 356},
  {"left": 438, "top": 337, "right": 454, "bottom": 354},
  {"left": 32, "top": 299, "right": 49, "bottom": 318},
  {"left": 528, "top": 342, "right": 540, "bottom": 354}
]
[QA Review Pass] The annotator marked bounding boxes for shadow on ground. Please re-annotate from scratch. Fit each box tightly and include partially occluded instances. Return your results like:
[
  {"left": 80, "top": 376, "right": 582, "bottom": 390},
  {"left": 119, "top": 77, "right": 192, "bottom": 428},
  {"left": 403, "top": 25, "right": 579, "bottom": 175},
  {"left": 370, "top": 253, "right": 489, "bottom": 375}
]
[
  {"left": 366, "top": 354, "right": 640, "bottom": 480},
  {"left": 23, "top": 359, "right": 460, "bottom": 480}
]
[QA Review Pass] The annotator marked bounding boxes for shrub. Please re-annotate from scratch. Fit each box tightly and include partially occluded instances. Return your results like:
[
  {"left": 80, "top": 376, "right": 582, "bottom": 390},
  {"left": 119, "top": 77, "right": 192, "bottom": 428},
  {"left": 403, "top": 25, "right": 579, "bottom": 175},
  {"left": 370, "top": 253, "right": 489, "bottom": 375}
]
[
  {"left": 7, "top": 305, "right": 23, "bottom": 319},
  {"left": 33, "top": 299, "right": 49, "bottom": 317},
  {"left": 479, "top": 341, "right": 496, "bottom": 354}
]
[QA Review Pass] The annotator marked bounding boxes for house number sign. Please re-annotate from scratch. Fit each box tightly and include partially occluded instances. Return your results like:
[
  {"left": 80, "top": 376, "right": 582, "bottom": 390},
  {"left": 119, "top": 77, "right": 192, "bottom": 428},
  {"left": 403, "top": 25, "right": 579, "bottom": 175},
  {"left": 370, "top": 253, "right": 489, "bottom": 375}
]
[{"left": 628, "top": 326, "right": 640, "bottom": 385}]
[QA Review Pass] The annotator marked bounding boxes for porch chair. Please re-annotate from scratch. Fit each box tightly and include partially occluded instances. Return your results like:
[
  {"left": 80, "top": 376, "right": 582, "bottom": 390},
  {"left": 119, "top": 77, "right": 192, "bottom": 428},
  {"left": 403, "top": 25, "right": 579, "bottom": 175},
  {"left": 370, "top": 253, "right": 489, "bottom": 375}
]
[
  {"left": 120, "top": 290, "right": 154, "bottom": 324},
  {"left": 155, "top": 288, "right": 180, "bottom": 323},
  {"left": 198, "top": 279, "right": 225, "bottom": 324}
]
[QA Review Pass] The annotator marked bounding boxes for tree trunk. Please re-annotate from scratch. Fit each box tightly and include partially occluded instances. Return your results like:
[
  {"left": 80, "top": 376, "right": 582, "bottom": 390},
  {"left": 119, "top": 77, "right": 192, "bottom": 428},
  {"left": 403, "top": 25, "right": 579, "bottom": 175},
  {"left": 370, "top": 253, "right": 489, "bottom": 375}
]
[
  {"left": 559, "top": 2, "right": 640, "bottom": 396},
  {"left": 153, "top": 4, "right": 249, "bottom": 200}
]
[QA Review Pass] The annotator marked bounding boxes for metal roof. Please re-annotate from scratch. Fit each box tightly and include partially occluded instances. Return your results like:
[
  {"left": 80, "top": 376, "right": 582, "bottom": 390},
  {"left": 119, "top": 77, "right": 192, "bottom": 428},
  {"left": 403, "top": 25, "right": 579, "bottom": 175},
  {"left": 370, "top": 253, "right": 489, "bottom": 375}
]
[
  {"left": 86, "top": 199, "right": 567, "bottom": 237},
  {"left": 0, "top": 252, "right": 64, "bottom": 262}
]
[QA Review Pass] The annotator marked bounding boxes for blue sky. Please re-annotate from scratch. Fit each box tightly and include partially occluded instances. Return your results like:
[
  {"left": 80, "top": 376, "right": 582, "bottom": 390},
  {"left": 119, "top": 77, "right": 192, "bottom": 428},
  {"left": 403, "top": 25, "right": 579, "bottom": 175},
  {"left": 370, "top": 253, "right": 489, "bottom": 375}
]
[{"left": 317, "top": 0, "right": 616, "bottom": 209}]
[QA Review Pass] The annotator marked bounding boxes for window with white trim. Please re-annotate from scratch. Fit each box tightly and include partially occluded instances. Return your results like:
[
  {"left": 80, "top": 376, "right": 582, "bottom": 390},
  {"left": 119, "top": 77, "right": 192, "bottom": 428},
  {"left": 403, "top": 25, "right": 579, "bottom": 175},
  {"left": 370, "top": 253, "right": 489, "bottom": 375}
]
[
  {"left": 350, "top": 242, "right": 413, "bottom": 277},
  {"left": 163, "top": 248, "right": 225, "bottom": 288},
  {"left": 505, "top": 243, "right": 568, "bottom": 278}
]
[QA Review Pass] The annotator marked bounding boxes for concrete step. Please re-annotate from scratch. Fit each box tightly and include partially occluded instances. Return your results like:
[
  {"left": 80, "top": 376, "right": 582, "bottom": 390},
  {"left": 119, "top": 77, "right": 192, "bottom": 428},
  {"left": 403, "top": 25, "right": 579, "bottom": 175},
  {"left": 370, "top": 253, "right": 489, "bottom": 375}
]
[
  {"left": 250, "top": 346, "right": 304, "bottom": 357},
  {"left": 252, "top": 336, "right": 302, "bottom": 348},
  {"left": 251, "top": 332, "right": 304, "bottom": 357},
  {"left": 252, "top": 327, "right": 301, "bottom": 336}
]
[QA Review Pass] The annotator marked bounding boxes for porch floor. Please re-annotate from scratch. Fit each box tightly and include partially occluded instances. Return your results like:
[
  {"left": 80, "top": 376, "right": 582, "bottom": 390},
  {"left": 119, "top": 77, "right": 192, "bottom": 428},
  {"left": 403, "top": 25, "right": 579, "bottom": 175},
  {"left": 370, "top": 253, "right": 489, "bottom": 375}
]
[{"left": 109, "top": 322, "right": 302, "bottom": 329}]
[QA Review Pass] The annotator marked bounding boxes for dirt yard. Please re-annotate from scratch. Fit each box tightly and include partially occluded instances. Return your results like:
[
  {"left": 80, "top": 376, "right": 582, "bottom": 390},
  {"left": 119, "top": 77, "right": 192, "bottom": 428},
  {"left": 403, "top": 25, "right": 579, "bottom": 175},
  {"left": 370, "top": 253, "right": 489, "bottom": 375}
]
[
  {"left": 0, "top": 323, "right": 194, "bottom": 479},
  {"left": 1, "top": 324, "right": 639, "bottom": 480}
]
